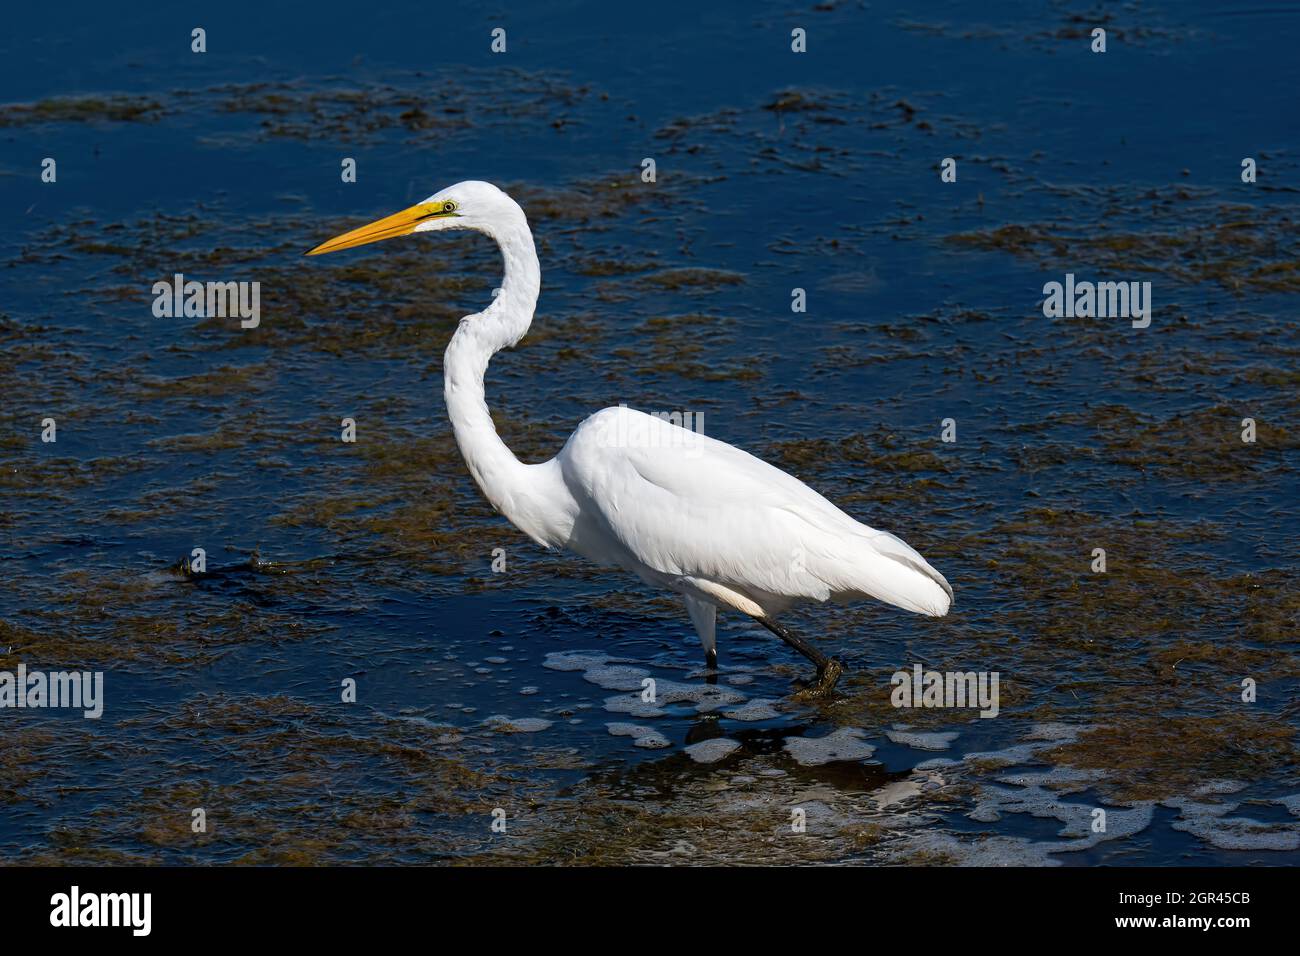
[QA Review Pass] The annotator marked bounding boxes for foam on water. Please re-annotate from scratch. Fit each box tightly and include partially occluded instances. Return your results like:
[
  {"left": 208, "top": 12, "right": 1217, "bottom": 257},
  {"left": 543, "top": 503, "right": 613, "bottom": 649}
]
[
  {"left": 888, "top": 831, "right": 1062, "bottom": 867},
  {"left": 543, "top": 650, "right": 748, "bottom": 720},
  {"left": 604, "top": 679, "right": 747, "bottom": 720},
  {"left": 918, "top": 721, "right": 1083, "bottom": 770},
  {"left": 873, "top": 778, "right": 925, "bottom": 809},
  {"left": 722, "top": 698, "right": 780, "bottom": 721},
  {"left": 968, "top": 769, "right": 1155, "bottom": 849},
  {"left": 885, "top": 726, "right": 959, "bottom": 751},
  {"left": 1165, "top": 786, "right": 1300, "bottom": 851},
  {"left": 684, "top": 738, "right": 742, "bottom": 764},
  {"left": 784, "top": 727, "right": 876, "bottom": 767},
  {"left": 484, "top": 715, "right": 554, "bottom": 733},
  {"left": 1275, "top": 794, "right": 1300, "bottom": 818},
  {"left": 606, "top": 722, "right": 672, "bottom": 749}
]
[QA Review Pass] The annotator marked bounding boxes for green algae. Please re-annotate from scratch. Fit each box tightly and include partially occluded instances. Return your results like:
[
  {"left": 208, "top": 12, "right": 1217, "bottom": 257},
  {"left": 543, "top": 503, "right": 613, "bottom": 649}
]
[
  {"left": 948, "top": 208, "right": 1300, "bottom": 294},
  {"left": 1046, "top": 716, "right": 1300, "bottom": 803},
  {"left": 0, "top": 94, "right": 166, "bottom": 126}
]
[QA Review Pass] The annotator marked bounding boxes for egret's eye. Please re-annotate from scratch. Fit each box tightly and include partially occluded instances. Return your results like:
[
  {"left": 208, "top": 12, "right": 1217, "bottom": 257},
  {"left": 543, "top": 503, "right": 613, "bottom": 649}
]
[{"left": 442, "top": 201, "right": 458, "bottom": 213}]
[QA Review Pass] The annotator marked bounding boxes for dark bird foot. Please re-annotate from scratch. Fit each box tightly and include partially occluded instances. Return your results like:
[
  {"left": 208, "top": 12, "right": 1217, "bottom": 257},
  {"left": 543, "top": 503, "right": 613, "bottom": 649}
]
[{"left": 793, "top": 658, "right": 844, "bottom": 700}]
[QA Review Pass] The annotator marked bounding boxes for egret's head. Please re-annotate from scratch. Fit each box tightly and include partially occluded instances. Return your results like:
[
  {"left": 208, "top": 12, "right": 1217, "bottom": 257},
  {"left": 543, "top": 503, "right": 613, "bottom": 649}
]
[{"left": 305, "top": 180, "right": 522, "bottom": 256}]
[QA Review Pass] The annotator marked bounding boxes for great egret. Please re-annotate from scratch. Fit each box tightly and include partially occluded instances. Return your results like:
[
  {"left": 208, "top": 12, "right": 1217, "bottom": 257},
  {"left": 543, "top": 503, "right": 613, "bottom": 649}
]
[{"left": 307, "top": 181, "right": 952, "bottom": 697}]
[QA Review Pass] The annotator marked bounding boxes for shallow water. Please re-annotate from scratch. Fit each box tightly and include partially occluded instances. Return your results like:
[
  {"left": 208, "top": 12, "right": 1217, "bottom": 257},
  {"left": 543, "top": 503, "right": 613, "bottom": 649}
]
[{"left": 2, "top": 0, "right": 1298, "bottom": 864}]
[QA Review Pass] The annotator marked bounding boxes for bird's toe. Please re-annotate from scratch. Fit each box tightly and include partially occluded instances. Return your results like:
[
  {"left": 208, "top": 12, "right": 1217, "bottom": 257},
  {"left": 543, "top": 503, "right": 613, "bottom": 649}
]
[{"left": 793, "top": 658, "right": 844, "bottom": 701}]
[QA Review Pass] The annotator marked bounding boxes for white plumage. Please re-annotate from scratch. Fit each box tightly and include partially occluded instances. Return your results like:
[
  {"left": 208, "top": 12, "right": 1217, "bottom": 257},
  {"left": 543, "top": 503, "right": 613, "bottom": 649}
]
[
  {"left": 308, "top": 180, "right": 952, "bottom": 695},
  {"left": 557, "top": 406, "right": 952, "bottom": 617}
]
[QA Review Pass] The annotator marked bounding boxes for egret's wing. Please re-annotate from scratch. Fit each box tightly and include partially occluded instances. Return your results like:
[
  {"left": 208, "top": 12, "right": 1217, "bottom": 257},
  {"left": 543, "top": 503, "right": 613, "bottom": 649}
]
[{"left": 558, "top": 407, "right": 952, "bottom": 616}]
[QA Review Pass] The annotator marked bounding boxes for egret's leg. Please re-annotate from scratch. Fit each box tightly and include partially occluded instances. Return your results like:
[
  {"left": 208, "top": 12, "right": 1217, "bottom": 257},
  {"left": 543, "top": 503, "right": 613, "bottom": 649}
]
[
  {"left": 684, "top": 594, "right": 717, "bottom": 673},
  {"left": 757, "top": 617, "right": 829, "bottom": 667},
  {"left": 756, "top": 617, "right": 844, "bottom": 697}
]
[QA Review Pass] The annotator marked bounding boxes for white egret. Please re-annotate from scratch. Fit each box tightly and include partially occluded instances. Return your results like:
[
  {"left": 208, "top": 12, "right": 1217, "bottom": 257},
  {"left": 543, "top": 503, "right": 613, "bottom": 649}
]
[{"left": 308, "top": 181, "right": 952, "bottom": 696}]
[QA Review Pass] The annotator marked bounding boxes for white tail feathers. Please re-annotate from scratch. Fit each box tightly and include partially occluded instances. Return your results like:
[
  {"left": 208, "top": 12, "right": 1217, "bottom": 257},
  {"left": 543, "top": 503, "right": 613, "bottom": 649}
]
[{"left": 833, "top": 530, "right": 953, "bottom": 617}]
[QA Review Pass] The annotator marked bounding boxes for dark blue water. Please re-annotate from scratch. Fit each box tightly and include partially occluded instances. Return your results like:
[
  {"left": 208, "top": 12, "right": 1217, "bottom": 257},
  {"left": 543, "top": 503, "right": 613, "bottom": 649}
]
[{"left": 1, "top": 0, "right": 1298, "bottom": 865}]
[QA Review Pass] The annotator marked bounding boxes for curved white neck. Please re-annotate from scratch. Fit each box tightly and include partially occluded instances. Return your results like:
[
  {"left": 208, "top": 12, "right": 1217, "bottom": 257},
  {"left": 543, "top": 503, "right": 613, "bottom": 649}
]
[{"left": 443, "top": 219, "right": 567, "bottom": 546}]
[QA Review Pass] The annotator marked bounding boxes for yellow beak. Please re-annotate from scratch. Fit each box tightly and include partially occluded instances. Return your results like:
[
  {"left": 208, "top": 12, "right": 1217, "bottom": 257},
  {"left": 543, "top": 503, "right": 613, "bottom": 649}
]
[{"left": 305, "top": 202, "right": 454, "bottom": 256}]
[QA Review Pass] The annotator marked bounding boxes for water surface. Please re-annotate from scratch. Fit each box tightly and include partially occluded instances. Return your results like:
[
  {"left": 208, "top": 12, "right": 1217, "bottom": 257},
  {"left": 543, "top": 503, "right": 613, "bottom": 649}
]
[{"left": 1, "top": 0, "right": 1298, "bottom": 864}]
